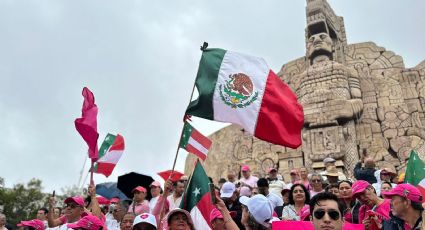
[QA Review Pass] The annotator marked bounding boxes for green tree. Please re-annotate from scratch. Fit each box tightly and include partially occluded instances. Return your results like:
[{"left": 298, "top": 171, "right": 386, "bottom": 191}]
[{"left": 0, "top": 177, "right": 47, "bottom": 226}]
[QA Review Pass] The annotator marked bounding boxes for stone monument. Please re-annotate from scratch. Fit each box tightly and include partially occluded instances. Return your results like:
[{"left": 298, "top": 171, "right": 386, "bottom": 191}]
[{"left": 185, "top": 0, "right": 425, "bottom": 182}]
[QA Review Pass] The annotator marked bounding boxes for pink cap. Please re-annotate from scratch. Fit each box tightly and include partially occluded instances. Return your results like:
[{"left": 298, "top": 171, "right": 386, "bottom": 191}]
[
  {"left": 150, "top": 181, "right": 161, "bottom": 187},
  {"left": 241, "top": 165, "right": 250, "bottom": 171},
  {"left": 210, "top": 208, "right": 223, "bottom": 222},
  {"left": 64, "top": 196, "right": 84, "bottom": 206},
  {"left": 352, "top": 180, "right": 370, "bottom": 198},
  {"left": 110, "top": 198, "right": 120, "bottom": 203},
  {"left": 267, "top": 168, "right": 277, "bottom": 174},
  {"left": 67, "top": 215, "right": 103, "bottom": 230},
  {"left": 239, "top": 186, "right": 252, "bottom": 197},
  {"left": 132, "top": 186, "right": 147, "bottom": 193},
  {"left": 290, "top": 169, "right": 298, "bottom": 175},
  {"left": 17, "top": 220, "right": 44, "bottom": 230},
  {"left": 382, "top": 183, "right": 423, "bottom": 203}
]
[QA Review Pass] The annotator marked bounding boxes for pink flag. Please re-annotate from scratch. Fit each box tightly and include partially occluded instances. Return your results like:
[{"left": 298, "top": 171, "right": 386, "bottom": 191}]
[{"left": 74, "top": 87, "right": 99, "bottom": 160}]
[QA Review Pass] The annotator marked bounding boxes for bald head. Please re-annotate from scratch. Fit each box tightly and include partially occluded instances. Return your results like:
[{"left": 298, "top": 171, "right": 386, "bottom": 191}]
[{"left": 364, "top": 157, "right": 375, "bottom": 168}]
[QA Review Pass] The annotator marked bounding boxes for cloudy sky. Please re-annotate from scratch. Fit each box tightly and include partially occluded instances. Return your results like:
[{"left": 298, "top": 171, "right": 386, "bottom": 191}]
[{"left": 1, "top": 0, "right": 424, "bottom": 193}]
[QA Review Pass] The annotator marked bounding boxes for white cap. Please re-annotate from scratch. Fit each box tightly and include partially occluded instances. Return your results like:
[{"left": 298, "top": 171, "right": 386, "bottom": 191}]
[
  {"left": 239, "top": 195, "right": 273, "bottom": 227},
  {"left": 133, "top": 213, "right": 157, "bottom": 228},
  {"left": 220, "top": 182, "right": 236, "bottom": 198}
]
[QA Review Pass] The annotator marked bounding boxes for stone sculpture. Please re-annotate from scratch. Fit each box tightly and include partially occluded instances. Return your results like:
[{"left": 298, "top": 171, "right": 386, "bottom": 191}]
[{"left": 185, "top": 0, "right": 425, "bottom": 182}]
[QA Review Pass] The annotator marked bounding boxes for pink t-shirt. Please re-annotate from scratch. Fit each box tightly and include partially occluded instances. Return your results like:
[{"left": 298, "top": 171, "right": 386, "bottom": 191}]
[
  {"left": 128, "top": 200, "right": 150, "bottom": 215},
  {"left": 240, "top": 176, "right": 259, "bottom": 188},
  {"left": 358, "top": 199, "right": 391, "bottom": 224}
]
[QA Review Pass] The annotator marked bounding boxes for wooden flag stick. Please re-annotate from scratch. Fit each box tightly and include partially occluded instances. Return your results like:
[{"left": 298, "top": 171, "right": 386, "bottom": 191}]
[{"left": 90, "top": 160, "right": 94, "bottom": 185}]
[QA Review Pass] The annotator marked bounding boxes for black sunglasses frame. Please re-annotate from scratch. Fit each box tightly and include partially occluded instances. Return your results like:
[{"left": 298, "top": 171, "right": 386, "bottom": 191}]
[{"left": 313, "top": 209, "right": 341, "bottom": 221}]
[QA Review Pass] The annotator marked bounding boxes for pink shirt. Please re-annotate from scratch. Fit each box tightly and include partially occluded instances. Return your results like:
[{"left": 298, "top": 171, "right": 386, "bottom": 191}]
[
  {"left": 358, "top": 199, "right": 391, "bottom": 224},
  {"left": 240, "top": 176, "right": 259, "bottom": 188},
  {"left": 128, "top": 200, "right": 150, "bottom": 215}
]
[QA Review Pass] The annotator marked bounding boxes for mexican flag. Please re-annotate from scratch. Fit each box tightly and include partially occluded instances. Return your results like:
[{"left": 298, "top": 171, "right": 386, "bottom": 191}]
[
  {"left": 180, "top": 160, "right": 214, "bottom": 229},
  {"left": 179, "top": 122, "right": 212, "bottom": 161},
  {"left": 186, "top": 48, "right": 304, "bottom": 148},
  {"left": 93, "top": 134, "right": 125, "bottom": 177},
  {"left": 405, "top": 150, "right": 425, "bottom": 200}
]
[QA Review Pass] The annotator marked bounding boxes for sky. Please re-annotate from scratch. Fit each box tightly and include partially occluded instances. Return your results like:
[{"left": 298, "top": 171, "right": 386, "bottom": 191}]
[{"left": 1, "top": 0, "right": 424, "bottom": 194}]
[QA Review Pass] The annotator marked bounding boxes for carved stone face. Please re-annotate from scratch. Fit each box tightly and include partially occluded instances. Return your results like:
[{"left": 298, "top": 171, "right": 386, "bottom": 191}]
[{"left": 307, "top": 32, "right": 333, "bottom": 58}]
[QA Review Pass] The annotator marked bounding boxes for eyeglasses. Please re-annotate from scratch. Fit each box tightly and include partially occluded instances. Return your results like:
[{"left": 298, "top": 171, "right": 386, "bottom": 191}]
[
  {"left": 313, "top": 209, "right": 340, "bottom": 221},
  {"left": 312, "top": 179, "right": 321, "bottom": 183}
]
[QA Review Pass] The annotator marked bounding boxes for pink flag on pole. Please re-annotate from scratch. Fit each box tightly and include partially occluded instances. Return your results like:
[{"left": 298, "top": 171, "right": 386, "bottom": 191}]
[{"left": 74, "top": 87, "right": 99, "bottom": 160}]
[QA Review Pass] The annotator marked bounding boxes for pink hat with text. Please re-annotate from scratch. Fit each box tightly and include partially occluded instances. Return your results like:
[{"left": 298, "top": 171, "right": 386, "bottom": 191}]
[{"left": 382, "top": 183, "right": 423, "bottom": 203}]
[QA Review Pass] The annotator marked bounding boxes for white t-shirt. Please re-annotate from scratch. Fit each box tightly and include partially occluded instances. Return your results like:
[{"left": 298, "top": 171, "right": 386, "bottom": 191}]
[
  {"left": 149, "top": 196, "right": 159, "bottom": 213},
  {"left": 167, "top": 194, "right": 182, "bottom": 210},
  {"left": 268, "top": 179, "right": 286, "bottom": 198},
  {"left": 267, "top": 192, "right": 283, "bottom": 208},
  {"left": 106, "top": 219, "right": 120, "bottom": 230}
]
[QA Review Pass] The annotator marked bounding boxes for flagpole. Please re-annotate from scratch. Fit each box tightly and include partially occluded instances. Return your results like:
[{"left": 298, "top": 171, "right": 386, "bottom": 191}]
[
  {"left": 170, "top": 42, "right": 208, "bottom": 175},
  {"left": 90, "top": 160, "right": 94, "bottom": 185}
]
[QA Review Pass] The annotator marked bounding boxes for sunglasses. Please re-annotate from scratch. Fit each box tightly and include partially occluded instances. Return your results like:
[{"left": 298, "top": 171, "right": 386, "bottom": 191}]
[
  {"left": 313, "top": 209, "right": 340, "bottom": 221},
  {"left": 312, "top": 179, "right": 321, "bottom": 183}
]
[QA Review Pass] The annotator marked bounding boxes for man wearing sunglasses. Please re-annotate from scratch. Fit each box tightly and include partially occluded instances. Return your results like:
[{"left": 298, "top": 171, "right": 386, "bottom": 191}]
[
  {"left": 310, "top": 192, "right": 344, "bottom": 230},
  {"left": 47, "top": 196, "right": 85, "bottom": 229}
]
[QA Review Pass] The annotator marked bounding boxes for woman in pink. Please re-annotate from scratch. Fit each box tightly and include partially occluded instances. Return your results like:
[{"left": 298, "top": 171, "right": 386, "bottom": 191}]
[
  {"left": 351, "top": 180, "right": 391, "bottom": 229},
  {"left": 295, "top": 167, "right": 311, "bottom": 190},
  {"left": 309, "top": 173, "right": 324, "bottom": 197}
]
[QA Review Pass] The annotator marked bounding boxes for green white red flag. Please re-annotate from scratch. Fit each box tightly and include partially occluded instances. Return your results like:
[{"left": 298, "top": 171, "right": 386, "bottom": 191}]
[
  {"left": 93, "top": 133, "right": 125, "bottom": 177},
  {"left": 405, "top": 150, "right": 425, "bottom": 200},
  {"left": 179, "top": 160, "right": 214, "bottom": 229},
  {"left": 186, "top": 48, "right": 303, "bottom": 148},
  {"left": 179, "top": 122, "right": 212, "bottom": 161}
]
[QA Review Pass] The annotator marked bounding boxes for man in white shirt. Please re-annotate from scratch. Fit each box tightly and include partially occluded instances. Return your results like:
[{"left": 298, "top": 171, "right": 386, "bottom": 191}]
[
  {"left": 257, "top": 178, "right": 283, "bottom": 209},
  {"left": 105, "top": 201, "right": 129, "bottom": 230},
  {"left": 267, "top": 168, "right": 286, "bottom": 198},
  {"left": 167, "top": 180, "right": 184, "bottom": 210}
]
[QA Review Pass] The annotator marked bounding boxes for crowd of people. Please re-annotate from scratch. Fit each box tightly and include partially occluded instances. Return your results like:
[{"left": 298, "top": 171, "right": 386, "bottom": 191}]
[{"left": 1, "top": 156, "right": 424, "bottom": 230}]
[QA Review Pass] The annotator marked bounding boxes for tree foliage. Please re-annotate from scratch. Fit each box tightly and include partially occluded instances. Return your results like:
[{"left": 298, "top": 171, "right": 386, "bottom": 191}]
[{"left": 0, "top": 177, "right": 47, "bottom": 227}]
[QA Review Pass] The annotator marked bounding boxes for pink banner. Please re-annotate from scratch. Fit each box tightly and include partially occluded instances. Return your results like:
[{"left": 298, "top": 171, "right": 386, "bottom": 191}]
[{"left": 272, "top": 221, "right": 363, "bottom": 230}]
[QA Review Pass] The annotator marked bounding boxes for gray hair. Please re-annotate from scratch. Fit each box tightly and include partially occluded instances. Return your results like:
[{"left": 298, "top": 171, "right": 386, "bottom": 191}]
[{"left": 309, "top": 173, "right": 324, "bottom": 183}]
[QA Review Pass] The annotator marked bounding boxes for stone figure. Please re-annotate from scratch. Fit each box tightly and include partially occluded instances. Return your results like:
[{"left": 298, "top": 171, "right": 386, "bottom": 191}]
[{"left": 185, "top": 0, "right": 425, "bottom": 182}]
